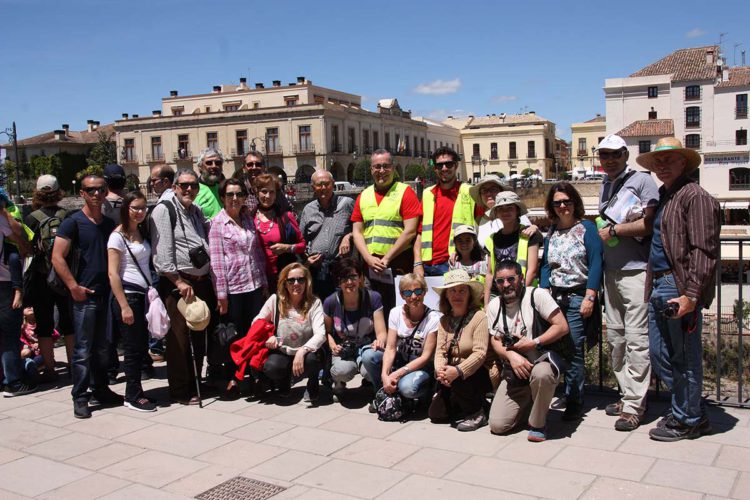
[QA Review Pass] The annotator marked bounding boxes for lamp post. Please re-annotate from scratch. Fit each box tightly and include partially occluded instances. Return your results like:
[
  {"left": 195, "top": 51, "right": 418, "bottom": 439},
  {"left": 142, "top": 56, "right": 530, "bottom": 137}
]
[
  {"left": 72, "top": 179, "right": 76, "bottom": 195},
  {"left": 0, "top": 122, "right": 22, "bottom": 203},
  {"left": 481, "top": 158, "right": 488, "bottom": 177},
  {"left": 591, "top": 145, "right": 597, "bottom": 175}
]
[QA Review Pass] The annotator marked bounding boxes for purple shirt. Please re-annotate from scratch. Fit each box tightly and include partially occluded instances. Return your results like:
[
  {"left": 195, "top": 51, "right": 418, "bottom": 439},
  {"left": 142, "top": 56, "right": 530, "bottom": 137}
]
[{"left": 208, "top": 209, "right": 267, "bottom": 299}]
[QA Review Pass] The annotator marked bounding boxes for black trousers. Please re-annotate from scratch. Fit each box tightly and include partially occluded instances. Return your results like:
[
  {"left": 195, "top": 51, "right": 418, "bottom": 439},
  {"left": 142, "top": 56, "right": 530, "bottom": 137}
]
[
  {"left": 429, "top": 366, "right": 492, "bottom": 422},
  {"left": 112, "top": 292, "right": 148, "bottom": 402},
  {"left": 263, "top": 350, "right": 322, "bottom": 390}
]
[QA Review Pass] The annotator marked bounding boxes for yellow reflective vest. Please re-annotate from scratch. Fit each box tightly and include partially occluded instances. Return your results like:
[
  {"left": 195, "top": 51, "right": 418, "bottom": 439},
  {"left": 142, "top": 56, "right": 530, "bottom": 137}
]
[
  {"left": 420, "top": 183, "right": 475, "bottom": 262},
  {"left": 360, "top": 182, "right": 408, "bottom": 256},
  {"left": 485, "top": 225, "right": 531, "bottom": 278}
]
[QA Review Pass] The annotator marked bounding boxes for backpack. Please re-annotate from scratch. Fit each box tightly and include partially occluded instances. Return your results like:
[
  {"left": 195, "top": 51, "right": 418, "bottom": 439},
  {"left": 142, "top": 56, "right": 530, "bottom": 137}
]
[
  {"left": 373, "top": 387, "right": 406, "bottom": 422},
  {"left": 29, "top": 208, "right": 67, "bottom": 275}
]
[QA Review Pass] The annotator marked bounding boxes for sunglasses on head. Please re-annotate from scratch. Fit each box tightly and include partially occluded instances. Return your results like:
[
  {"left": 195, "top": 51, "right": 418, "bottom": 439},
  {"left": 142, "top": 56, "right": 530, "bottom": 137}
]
[
  {"left": 494, "top": 276, "right": 518, "bottom": 285},
  {"left": 435, "top": 161, "right": 457, "bottom": 170},
  {"left": 552, "top": 199, "right": 573, "bottom": 208},
  {"left": 402, "top": 288, "right": 425, "bottom": 297},
  {"left": 82, "top": 186, "right": 106, "bottom": 195},
  {"left": 177, "top": 182, "right": 200, "bottom": 191},
  {"left": 204, "top": 160, "right": 223, "bottom": 167},
  {"left": 285, "top": 277, "right": 306, "bottom": 285},
  {"left": 598, "top": 149, "right": 626, "bottom": 160},
  {"left": 245, "top": 161, "right": 263, "bottom": 168}
]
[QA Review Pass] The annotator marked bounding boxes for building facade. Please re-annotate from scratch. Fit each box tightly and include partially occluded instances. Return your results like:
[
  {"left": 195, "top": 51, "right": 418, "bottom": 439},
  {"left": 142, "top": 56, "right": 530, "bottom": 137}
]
[
  {"left": 605, "top": 45, "right": 750, "bottom": 202},
  {"left": 3, "top": 121, "right": 113, "bottom": 165},
  {"left": 114, "top": 77, "right": 462, "bottom": 184},
  {"left": 444, "top": 112, "right": 557, "bottom": 181},
  {"left": 570, "top": 115, "right": 606, "bottom": 178}
]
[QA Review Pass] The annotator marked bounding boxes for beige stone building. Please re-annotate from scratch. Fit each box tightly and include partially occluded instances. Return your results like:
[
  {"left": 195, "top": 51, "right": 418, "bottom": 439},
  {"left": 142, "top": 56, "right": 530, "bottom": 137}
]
[
  {"left": 114, "top": 77, "right": 463, "bottom": 184},
  {"left": 444, "top": 112, "right": 557, "bottom": 181},
  {"left": 3, "top": 121, "right": 113, "bottom": 164},
  {"left": 570, "top": 115, "right": 606, "bottom": 178}
]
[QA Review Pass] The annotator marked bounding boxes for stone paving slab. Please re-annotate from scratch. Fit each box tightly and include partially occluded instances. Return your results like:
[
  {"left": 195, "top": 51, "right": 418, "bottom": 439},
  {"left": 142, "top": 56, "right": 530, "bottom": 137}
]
[{"left": 1, "top": 356, "right": 748, "bottom": 499}]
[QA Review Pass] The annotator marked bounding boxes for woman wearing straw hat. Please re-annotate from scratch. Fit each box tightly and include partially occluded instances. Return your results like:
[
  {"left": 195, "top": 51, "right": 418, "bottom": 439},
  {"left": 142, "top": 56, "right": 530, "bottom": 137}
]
[{"left": 429, "top": 269, "right": 491, "bottom": 432}]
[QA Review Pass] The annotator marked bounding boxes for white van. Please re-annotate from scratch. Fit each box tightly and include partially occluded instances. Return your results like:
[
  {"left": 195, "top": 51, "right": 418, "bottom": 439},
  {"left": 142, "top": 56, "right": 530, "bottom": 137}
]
[{"left": 334, "top": 181, "right": 354, "bottom": 191}]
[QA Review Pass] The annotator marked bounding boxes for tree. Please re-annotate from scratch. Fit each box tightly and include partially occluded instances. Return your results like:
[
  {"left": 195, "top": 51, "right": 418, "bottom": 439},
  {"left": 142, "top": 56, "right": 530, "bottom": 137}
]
[
  {"left": 30, "top": 155, "right": 62, "bottom": 179},
  {"left": 76, "top": 165, "right": 104, "bottom": 181},
  {"left": 404, "top": 163, "right": 425, "bottom": 181},
  {"left": 352, "top": 158, "right": 371, "bottom": 184},
  {"left": 521, "top": 167, "right": 535, "bottom": 177},
  {"left": 86, "top": 131, "right": 116, "bottom": 170}
]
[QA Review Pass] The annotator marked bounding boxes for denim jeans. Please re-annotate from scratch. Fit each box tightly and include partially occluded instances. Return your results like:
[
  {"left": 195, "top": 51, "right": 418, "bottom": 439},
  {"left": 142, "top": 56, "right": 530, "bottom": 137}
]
[
  {"left": 112, "top": 293, "right": 148, "bottom": 402},
  {"left": 648, "top": 274, "right": 703, "bottom": 426},
  {"left": 360, "top": 348, "right": 385, "bottom": 390},
  {"left": 424, "top": 262, "right": 450, "bottom": 277},
  {"left": 396, "top": 369, "right": 433, "bottom": 399},
  {"left": 71, "top": 295, "right": 111, "bottom": 401},
  {"left": 560, "top": 294, "right": 585, "bottom": 405},
  {"left": 0, "top": 282, "right": 24, "bottom": 389}
]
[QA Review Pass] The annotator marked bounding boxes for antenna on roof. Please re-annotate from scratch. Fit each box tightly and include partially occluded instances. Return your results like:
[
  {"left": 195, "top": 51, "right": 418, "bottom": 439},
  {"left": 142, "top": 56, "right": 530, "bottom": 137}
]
[
  {"left": 733, "top": 42, "right": 744, "bottom": 66},
  {"left": 719, "top": 32, "right": 728, "bottom": 55}
]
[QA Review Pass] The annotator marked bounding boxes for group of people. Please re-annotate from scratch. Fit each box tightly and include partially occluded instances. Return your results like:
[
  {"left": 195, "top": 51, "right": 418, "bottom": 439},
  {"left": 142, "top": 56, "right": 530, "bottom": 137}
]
[{"left": 0, "top": 135, "right": 719, "bottom": 444}]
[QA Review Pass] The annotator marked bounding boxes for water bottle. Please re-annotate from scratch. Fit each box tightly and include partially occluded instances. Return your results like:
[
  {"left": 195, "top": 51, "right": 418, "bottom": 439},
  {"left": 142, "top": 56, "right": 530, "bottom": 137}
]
[{"left": 596, "top": 217, "right": 619, "bottom": 248}]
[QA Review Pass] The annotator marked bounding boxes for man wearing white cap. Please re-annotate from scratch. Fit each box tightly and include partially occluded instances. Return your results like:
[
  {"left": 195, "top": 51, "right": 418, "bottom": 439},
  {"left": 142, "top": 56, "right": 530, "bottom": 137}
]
[
  {"left": 595, "top": 134, "right": 659, "bottom": 431},
  {"left": 637, "top": 137, "right": 719, "bottom": 441}
]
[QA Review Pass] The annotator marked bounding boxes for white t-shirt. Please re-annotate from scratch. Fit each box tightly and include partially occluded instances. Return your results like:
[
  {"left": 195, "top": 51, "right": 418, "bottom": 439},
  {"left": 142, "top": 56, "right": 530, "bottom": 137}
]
[
  {"left": 486, "top": 287, "right": 559, "bottom": 362},
  {"left": 0, "top": 217, "right": 13, "bottom": 282},
  {"left": 107, "top": 232, "right": 151, "bottom": 289},
  {"left": 477, "top": 214, "right": 533, "bottom": 250},
  {"left": 388, "top": 306, "right": 442, "bottom": 362}
]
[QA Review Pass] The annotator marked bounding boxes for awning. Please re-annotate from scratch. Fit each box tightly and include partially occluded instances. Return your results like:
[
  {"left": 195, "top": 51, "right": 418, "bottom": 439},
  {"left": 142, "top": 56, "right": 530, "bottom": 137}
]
[{"left": 720, "top": 201, "right": 750, "bottom": 209}]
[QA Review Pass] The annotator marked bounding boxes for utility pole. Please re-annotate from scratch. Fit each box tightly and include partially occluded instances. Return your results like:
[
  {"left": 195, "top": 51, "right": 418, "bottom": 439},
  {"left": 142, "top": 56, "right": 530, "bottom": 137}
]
[{"left": 11, "top": 122, "right": 21, "bottom": 202}]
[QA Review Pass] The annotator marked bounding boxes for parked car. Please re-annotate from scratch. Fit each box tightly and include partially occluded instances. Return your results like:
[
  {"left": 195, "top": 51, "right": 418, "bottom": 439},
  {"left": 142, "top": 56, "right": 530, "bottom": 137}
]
[
  {"left": 584, "top": 173, "right": 605, "bottom": 181},
  {"left": 335, "top": 181, "right": 354, "bottom": 191}
]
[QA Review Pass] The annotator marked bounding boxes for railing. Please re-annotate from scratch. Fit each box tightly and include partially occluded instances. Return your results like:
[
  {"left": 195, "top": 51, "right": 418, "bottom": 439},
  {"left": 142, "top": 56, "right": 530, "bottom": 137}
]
[
  {"left": 729, "top": 182, "right": 750, "bottom": 191},
  {"left": 331, "top": 144, "right": 343, "bottom": 153},
  {"left": 121, "top": 153, "right": 138, "bottom": 164},
  {"left": 293, "top": 143, "right": 315, "bottom": 154},
  {"left": 230, "top": 148, "right": 246, "bottom": 157},
  {"left": 685, "top": 121, "right": 701, "bottom": 129},
  {"left": 172, "top": 150, "right": 192, "bottom": 161},
  {"left": 737, "top": 107, "right": 749, "bottom": 119},
  {"left": 146, "top": 153, "right": 165, "bottom": 162},
  {"left": 685, "top": 88, "right": 702, "bottom": 101},
  {"left": 265, "top": 146, "right": 283, "bottom": 156}
]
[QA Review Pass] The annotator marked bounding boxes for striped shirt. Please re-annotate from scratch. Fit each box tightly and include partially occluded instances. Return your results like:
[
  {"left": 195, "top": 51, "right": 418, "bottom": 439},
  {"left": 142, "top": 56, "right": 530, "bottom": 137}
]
[{"left": 646, "top": 177, "right": 720, "bottom": 306}]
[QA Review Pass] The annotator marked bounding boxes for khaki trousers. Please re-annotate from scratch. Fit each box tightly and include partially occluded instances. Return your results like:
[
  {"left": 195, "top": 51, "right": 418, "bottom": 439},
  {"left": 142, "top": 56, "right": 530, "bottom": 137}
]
[
  {"left": 488, "top": 361, "right": 558, "bottom": 433},
  {"left": 604, "top": 269, "right": 651, "bottom": 415}
]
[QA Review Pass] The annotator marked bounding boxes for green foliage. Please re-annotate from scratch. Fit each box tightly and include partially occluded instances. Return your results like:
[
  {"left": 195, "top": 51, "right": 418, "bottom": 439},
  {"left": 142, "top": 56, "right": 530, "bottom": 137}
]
[
  {"left": 30, "top": 155, "right": 62, "bottom": 179},
  {"left": 352, "top": 158, "right": 371, "bottom": 183},
  {"left": 488, "top": 171, "right": 505, "bottom": 178},
  {"left": 521, "top": 167, "right": 535, "bottom": 177},
  {"left": 55, "top": 152, "right": 88, "bottom": 191},
  {"left": 404, "top": 163, "right": 425, "bottom": 181},
  {"left": 76, "top": 165, "right": 104, "bottom": 181},
  {"left": 733, "top": 299, "right": 750, "bottom": 324},
  {"left": 86, "top": 131, "right": 116, "bottom": 170}
]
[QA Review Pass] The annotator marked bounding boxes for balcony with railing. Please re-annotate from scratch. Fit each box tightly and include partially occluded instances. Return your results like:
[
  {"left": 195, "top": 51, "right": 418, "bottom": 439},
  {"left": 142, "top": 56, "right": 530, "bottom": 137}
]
[
  {"left": 173, "top": 150, "right": 193, "bottom": 161},
  {"left": 330, "top": 143, "right": 343, "bottom": 153},
  {"left": 265, "top": 145, "right": 283, "bottom": 156},
  {"left": 121, "top": 152, "right": 138, "bottom": 165},
  {"left": 293, "top": 143, "right": 315, "bottom": 155},
  {"left": 146, "top": 153, "right": 165, "bottom": 163},
  {"left": 737, "top": 107, "right": 749, "bottom": 119}
]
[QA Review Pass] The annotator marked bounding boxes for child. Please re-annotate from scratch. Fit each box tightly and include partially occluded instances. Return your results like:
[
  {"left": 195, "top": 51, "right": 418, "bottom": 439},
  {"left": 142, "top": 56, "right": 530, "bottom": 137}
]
[
  {"left": 20, "top": 307, "right": 51, "bottom": 381},
  {"left": 448, "top": 225, "right": 487, "bottom": 284}
]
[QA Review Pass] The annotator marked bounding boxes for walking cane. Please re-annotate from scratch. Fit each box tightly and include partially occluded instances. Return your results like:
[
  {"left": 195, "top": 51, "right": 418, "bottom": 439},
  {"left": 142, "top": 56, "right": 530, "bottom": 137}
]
[{"left": 186, "top": 329, "right": 203, "bottom": 408}]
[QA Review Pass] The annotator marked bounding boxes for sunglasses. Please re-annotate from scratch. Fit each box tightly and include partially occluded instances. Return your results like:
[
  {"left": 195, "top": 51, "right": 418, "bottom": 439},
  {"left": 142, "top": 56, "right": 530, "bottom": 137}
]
[
  {"left": 204, "top": 160, "right": 223, "bottom": 167},
  {"left": 372, "top": 163, "right": 393, "bottom": 171},
  {"left": 552, "top": 199, "right": 573, "bottom": 208},
  {"left": 339, "top": 274, "right": 360, "bottom": 283},
  {"left": 245, "top": 161, "right": 263, "bottom": 168},
  {"left": 402, "top": 288, "right": 425, "bottom": 297},
  {"left": 435, "top": 161, "right": 457, "bottom": 170},
  {"left": 598, "top": 149, "right": 625, "bottom": 160},
  {"left": 82, "top": 186, "right": 106, "bottom": 195},
  {"left": 285, "top": 277, "right": 306, "bottom": 285},
  {"left": 494, "top": 276, "right": 518, "bottom": 285},
  {"left": 177, "top": 182, "right": 200, "bottom": 191},
  {"left": 224, "top": 191, "right": 246, "bottom": 199},
  {"left": 129, "top": 205, "right": 147, "bottom": 212}
]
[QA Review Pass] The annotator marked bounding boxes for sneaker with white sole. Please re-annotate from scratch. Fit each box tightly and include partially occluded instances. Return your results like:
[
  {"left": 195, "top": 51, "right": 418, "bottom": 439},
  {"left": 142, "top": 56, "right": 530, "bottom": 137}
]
[
  {"left": 456, "top": 410, "right": 487, "bottom": 432},
  {"left": 3, "top": 383, "right": 38, "bottom": 398},
  {"left": 125, "top": 398, "right": 157, "bottom": 412}
]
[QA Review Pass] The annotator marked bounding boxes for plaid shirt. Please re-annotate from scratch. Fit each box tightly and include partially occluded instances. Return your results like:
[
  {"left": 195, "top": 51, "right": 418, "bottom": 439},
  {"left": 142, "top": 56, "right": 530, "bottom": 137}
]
[{"left": 208, "top": 209, "right": 267, "bottom": 299}]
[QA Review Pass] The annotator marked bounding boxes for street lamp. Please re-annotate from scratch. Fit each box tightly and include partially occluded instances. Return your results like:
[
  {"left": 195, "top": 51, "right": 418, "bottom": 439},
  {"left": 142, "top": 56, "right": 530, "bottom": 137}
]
[
  {"left": 481, "top": 158, "right": 488, "bottom": 177},
  {"left": 0, "top": 122, "right": 23, "bottom": 203},
  {"left": 72, "top": 179, "right": 76, "bottom": 195}
]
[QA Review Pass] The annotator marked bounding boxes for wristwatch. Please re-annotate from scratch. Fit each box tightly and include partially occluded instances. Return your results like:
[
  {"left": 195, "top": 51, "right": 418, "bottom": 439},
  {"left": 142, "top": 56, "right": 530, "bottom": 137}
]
[
  {"left": 534, "top": 338, "right": 542, "bottom": 348},
  {"left": 609, "top": 224, "right": 617, "bottom": 237},
  {"left": 585, "top": 295, "right": 596, "bottom": 302}
]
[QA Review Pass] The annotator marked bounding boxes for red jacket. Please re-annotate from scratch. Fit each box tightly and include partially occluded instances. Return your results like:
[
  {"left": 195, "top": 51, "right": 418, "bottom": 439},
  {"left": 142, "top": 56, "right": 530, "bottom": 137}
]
[{"left": 230, "top": 319, "right": 275, "bottom": 380}]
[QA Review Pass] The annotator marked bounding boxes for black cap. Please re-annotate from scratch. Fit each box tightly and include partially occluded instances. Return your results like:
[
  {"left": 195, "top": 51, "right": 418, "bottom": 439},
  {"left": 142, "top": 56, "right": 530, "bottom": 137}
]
[{"left": 103, "top": 164, "right": 125, "bottom": 180}]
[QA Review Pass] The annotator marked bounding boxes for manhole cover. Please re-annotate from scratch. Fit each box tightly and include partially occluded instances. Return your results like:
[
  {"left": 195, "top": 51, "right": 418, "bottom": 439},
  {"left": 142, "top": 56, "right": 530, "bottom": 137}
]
[{"left": 196, "top": 476, "right": 286, "bottom": 500}]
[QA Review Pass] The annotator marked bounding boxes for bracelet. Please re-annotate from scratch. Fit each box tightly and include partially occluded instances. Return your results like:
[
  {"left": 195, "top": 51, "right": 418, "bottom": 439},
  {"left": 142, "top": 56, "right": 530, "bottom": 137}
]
[
  {"left": 413, "top": 261, "right": 423, "bottom": 268},
  {"left": 401, "top": 365, "right": 411, "bottom": 374},
  {"left": 609, "top": 224, "right": 617, "bottom": 237}
]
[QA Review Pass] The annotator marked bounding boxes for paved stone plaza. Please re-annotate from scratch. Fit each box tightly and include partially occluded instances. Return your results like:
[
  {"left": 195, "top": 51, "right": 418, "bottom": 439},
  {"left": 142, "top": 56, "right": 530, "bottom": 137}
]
[{"left": 0, "top": 354, "right": 748, "bottom": 500}]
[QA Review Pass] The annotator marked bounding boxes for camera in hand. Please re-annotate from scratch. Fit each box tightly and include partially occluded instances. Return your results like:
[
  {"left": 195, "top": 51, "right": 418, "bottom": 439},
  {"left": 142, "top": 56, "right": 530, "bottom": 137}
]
[
  {"left": 189, "top": 246, "right": 210, "bottom": 269},
  {"left": 501, "top": 331, "right": 519, "bottom": 348},
  {"left": 661, "top": 302, "right": 679, "bottom": 318},
  {"left": 339, "top": 340, "right": 358, "bottom": 361}
]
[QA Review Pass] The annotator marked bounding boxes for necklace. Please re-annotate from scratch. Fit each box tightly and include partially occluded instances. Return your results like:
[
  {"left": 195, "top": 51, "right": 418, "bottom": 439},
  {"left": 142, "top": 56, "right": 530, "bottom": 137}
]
[{"left": 255, "top": 213, "right": 275, "bottom": 235}]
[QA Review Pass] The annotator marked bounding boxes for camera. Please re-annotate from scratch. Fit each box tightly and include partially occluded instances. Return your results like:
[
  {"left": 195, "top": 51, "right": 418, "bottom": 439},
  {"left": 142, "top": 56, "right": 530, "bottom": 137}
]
[
  {"left": 188, "top": 246, "right": 210, "bottom": 269},
  {"left": 661, "top": 302, "right": 679, "bottom": 318},
  {"left": 500, "top": 331, "right": 519, "bottom": 348},
  {"left": 339, "top": 340, "right": 358, "bottom": 361}
]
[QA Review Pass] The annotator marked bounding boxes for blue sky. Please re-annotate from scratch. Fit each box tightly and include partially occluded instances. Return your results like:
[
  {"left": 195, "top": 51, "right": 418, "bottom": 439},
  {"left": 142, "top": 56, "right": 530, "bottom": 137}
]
[{"left": 1, "top": 0, "right": 748, "bottom": 140}]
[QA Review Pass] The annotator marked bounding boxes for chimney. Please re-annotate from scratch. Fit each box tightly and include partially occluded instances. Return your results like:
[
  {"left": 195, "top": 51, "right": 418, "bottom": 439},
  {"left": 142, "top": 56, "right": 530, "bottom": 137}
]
[
  {"left": 54, "top": 129, "right": 65, "bottom": 140},
  {"left": 447, "top": 115, "right": 453, "bottom": 119},
  {"left": 272, "top": 80, "right": 281, "bottom": 87},
  {"left": 93, "top": 121, "right": 100, "bottom": 130},
  {"left": 297, "top": 76, "right": 306, "bottom": 84},
  {"left": 289, "top": 82, "right": 296, "bottom": 86},
  {"left": 62, "top": 124, "right": 70, "bottom": 135},
  {"left": 213, "top": 85, "right": 221, "bottom": 93},
  {"left": 152, "top": 110, "right": 162, "bottom": 117},
  {"left": 86, "top": 119, "right": 94, "bottom": 132},
  {"left": 255, "top": 82, "right": 264, "bottom": 89},
  {"left": 706, "top": 48, "right": 715, "bottom": 64},
  {"left": 169, "top": 90, "right": 178, "bottom": 97},
  {"left": 528, "top": 111, "right": 535, "bottom": 115},
  {"left": 121, "top": 113, "right": 129, "bottom": 119},
  {"left": 239, "top": 77, "right": 248, "bottom": 89},
  {"left": 132, "top": 114, "right": 139, "bottom": 118}
]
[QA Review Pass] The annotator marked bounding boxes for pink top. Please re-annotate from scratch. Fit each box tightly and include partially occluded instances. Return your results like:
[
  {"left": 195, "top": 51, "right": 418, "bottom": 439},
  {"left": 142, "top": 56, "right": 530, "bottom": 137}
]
[{"left": 255, "top": 211, "right": 305, "bottom": 279}]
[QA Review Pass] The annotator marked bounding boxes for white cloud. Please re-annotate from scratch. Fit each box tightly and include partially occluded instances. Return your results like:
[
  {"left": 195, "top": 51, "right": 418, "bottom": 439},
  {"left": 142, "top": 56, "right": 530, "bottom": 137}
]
[
  {"left": 413, "top": 78, "right": 462, "bottom": 95},
  {"left": 491, "top": 95, "right": 517, "bottom": 103},
  {"left": 686, "top": 28, "right": 707, "bottom": 39}
]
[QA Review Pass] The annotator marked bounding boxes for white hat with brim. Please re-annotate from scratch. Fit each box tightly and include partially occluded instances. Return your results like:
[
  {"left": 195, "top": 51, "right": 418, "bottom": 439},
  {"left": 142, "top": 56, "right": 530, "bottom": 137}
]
[
  {"left": 469, "top": 175, "right": 505, "bottom": 206},
  {"left": 636, "top": 137, "right": 702, "bottom": 174},
  {"left": 177, "top": 296, "right": 211, "bottom": 331},
  {"left": 595, "top": 134, "right": 627, "bottom": 151},
  {"left": 432, "top": 269, "right": 484, "bottom": 304},
  {"left": 453, "top": 224, "right": 477, "bottom": 240},
  {"left": 487, "top": 191, "right": 528, "bottom": 219}
]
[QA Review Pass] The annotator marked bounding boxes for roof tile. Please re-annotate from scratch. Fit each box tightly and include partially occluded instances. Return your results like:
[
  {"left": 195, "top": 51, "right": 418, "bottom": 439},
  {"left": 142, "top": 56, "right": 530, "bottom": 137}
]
[
  {"left": 630, "top": 45, "right": 719, "bottom": 82},
  {"left": 616, "top": 119, "right": 674, "bottom": 138}
]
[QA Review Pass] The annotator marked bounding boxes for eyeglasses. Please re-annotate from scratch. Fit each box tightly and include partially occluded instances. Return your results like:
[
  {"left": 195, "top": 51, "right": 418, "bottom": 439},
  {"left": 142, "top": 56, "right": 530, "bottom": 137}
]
[
  {"left": 494, "top": 276, "right": 518, "bottom": 285},
  {"left": 372, "top": 163, "right": 393, "bottom": 171},
  {"left": 129, "top": 205, "right": 147, "bottom": 213},
  {"left": 434, "top": 161, "right": 457, "bottom": 170},
  {"left": 177, "top": 182, "right": 200, "bottom": 191},
  {"left": 204, "top": 160, "right": 223, "bottom": 167},
  {"left": 245, "top": 161, "right": 263, "bottom": 168},
  {"left": 285, "top": 277, "right": 306, "bottom": 285},
  {"left": 149, "top": 177, "right": 163, "bottom": 184},
  {"left": 82, "top": 186, "right": 106, "bottom": 195},
  {"left": 402, "top": 288, "right": 425, "bottom": 297},
  {"left": 598, "top": 149, "right": 625, "bottom": 160},
  {"left": 552, "top": 199, "right": 573, "bottom": 208},
  {"left": 339, "top": 274, "right": 360, "bottom": 283},
  {"left": 224, "top": 192, "right": 246, "bottom": 199}
]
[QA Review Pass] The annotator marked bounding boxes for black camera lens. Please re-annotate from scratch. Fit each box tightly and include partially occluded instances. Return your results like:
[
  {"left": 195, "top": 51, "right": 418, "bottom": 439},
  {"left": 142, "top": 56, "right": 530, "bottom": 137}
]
[{"left": 662, "top": 303, "right": 679, "bottom": 318}]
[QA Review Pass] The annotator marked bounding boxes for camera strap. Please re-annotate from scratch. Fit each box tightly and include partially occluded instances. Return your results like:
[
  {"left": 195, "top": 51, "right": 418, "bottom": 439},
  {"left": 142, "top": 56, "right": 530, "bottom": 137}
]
[{"left": 118, "top": 232, "right": 151, "bottom": 287}]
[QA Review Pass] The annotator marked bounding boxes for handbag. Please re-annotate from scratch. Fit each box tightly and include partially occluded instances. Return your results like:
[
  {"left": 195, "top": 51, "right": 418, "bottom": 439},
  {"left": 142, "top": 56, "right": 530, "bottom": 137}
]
[
  {"left": 216, "top": 322, "right": 240, "bottom": 348},
  {"left": 530, "top": 288, "right": 575, "bottom": 367}
]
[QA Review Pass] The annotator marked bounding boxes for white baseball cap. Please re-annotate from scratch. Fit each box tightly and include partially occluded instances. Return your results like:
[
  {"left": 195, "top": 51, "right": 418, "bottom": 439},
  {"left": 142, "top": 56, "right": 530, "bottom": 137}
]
[{"left": 596, "top": 134, "right": 627, "bottom": 151}]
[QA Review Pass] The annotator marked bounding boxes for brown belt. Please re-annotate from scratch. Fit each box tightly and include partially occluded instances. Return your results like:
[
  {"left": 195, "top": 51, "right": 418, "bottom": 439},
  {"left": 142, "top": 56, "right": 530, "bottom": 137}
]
[
  {"left": 179, "top": 272, "right": 210, "bottom": 282},
  {"left": 653, "top": 269, "right": 673, "bottom": 279}
]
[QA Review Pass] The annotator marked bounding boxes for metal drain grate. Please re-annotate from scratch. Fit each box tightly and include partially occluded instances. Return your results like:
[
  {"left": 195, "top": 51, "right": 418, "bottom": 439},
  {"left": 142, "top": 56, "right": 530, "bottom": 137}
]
[{"left": 196, "top": 476, "right": 286, "bottom": 500}]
